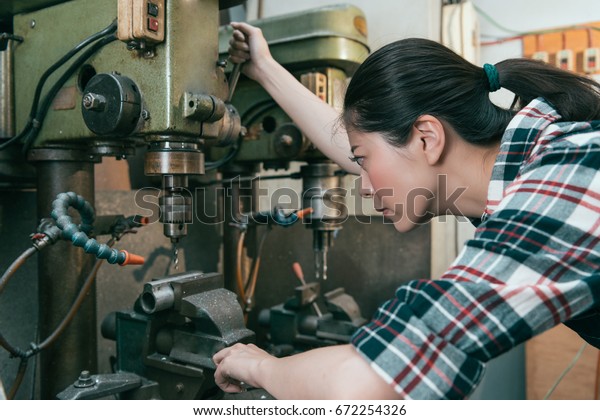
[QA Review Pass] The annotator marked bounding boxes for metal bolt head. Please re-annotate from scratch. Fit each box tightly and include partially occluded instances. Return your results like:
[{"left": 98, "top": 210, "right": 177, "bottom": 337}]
[
  {"left": 82, "top": 93, "right": 106, "bottom": 111},
  {"left": 141, "top": 110, "right": 150, "bottom": 120},
  {"left": 30, "top": 20, "right": 36, "bottom": 28},
  {"left": 280, "top": 134, "right": 294, "bottom": 146},
  {"left": 175, "top": 383, "right": 184, "bottom": 393},
  {"left": 74, "top": 370, "right": 95, "bottom": 388}
]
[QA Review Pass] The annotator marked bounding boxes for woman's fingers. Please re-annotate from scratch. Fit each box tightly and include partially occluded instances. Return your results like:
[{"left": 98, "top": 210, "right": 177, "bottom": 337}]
[
  {"left": 212, "top": 346, "right": 232, "bottom": 365},
  {"left": 232, "top": 29, "right": 247, "bottom": 43}
]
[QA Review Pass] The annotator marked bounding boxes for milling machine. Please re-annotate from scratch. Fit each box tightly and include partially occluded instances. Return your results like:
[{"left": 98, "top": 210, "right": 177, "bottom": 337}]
[
  {"left": 0, "top": 1, "right": 433, "bottom": 400},
  {"left": 1, "top": 0, "right": 247, "bottom": 399}
]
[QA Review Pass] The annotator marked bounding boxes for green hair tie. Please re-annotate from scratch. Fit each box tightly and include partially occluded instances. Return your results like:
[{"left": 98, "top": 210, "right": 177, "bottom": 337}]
[{"left": 483, "top": 63, "right": 501, "bottom": 92}]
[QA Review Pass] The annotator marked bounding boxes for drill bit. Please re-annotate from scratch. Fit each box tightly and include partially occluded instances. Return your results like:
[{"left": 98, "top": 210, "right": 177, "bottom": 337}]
[
  {"left": 173, "top": 243, "right": 179, "bottom": 271},
  {"left": 322, "top": 248, "right": 328, "bottom": 281},
  {"left": 314, "top": 249, "right": 328, "bottom": 281},
  {"left": 314, "top": 250, "right": 321, "bottom": 281}
]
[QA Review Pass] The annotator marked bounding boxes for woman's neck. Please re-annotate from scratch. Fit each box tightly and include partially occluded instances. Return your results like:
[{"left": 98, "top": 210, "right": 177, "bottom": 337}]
[{"left": 441, "top": 140, "right": 500, "bottom": 218}]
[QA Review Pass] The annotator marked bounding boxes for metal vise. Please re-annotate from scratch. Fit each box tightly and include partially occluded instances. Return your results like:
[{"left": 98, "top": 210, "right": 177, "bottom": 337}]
[
  {"left": 59, "top": 271, "right": 254, "bottom": 400},
  {"left": 259, "top": 284, "right": 366, "bottom": 357}
]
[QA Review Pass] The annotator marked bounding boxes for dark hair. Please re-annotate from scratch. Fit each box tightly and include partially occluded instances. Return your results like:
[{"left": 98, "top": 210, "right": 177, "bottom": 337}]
[{"left": 343, "top": 38, "right": 600, "bottom": 147}]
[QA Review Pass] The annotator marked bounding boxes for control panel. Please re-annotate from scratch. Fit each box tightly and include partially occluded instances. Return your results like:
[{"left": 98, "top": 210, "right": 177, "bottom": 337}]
[{"left": 118, "top": 0, "right": 165, "bottom": 44}]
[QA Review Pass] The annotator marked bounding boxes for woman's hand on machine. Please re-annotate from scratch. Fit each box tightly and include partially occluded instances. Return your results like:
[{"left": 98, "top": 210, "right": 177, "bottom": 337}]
[{"left": 228, "top": 22, "right": 274, "bottom": 82}]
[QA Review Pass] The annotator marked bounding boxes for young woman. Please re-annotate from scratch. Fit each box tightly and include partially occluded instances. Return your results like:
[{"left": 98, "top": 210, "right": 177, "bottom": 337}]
[{"left": 213, "top": 22, "right": 600, "bottom": 399}]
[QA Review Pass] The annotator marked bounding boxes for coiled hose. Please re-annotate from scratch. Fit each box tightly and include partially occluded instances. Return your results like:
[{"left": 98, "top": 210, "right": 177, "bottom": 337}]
[{"left": 51, "top": 192, "right": 144, "bottom": 265}]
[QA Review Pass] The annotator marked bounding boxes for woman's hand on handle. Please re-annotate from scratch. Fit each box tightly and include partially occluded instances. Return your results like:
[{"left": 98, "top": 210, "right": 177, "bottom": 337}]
[
  {"left": 228, "top": 22, "right": 274, "bottom": 83},
  {"left": 226, "top": 22, "right": 360, "bottom": 174}
]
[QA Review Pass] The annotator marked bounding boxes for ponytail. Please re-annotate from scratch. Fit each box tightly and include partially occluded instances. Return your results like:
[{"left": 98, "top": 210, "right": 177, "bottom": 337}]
[
  {"left": 343, "top": 38, "right": 600, "bottom": 149},
  {"left": 496, "top": 58, "right": 600, "bottom": 121}
]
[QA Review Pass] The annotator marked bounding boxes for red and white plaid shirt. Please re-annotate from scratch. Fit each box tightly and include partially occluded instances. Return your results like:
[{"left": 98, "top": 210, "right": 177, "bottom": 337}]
[{"left": 351, "top": 98, "right": 600, "bottom": 399}]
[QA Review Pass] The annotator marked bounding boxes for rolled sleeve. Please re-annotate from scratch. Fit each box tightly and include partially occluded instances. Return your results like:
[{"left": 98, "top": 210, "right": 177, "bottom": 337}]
[{"left": 352, "top": 295, "right": 486, "bottom": 399}]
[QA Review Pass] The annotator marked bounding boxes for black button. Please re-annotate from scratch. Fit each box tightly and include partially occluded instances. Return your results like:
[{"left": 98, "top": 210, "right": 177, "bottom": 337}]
[{"left": 147, "top": 2, "right": 159, "bottom": 17}]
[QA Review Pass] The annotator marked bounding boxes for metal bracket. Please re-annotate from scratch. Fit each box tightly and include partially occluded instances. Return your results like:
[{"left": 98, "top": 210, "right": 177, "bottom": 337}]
[{"left": 56, "top": 371, "right": 143, "bottom": 400}]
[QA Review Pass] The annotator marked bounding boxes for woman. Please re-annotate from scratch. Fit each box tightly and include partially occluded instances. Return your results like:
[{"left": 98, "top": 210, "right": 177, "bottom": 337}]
[{"left": 213, "top": 22, "right": 600, "bottom": 399}]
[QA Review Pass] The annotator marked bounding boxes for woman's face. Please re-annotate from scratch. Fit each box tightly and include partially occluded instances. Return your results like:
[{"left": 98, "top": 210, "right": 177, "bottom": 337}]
[{"left": 348, "top": 129, "right": 438, "bottom": 232}]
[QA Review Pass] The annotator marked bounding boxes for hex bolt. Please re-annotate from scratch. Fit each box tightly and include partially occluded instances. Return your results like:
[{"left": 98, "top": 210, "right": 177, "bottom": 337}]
[
  {"left": 175, "top": 383, "right": 185, "bottom": 393},
  {"left": 74, "top": 370, "right": 95, "bottom": 388},
  {"left": 280, "top": 134, "right": 294, "bottom": 146},
  {"left": 141, "top": 110, "right": 150, "bottom": 120},
  {"left": 82, "top": 93, "right": 106, "bottom": 111}
]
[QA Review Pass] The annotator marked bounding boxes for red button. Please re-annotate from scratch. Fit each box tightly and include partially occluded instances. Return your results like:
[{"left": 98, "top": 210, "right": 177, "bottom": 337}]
[{"left": 148, "top": 17, "right": 159, "bottom": 32}]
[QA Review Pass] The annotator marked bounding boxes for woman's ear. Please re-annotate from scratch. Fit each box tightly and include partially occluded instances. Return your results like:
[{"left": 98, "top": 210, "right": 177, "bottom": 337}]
[{"left": 411, "top": 115, "right": 446, "bottom": 166}]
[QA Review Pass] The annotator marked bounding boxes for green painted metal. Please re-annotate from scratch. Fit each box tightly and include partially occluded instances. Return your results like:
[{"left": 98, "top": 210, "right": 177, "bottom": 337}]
[
  {"left": 213, "top": 4, "right": 370, "bottom": 165},
  {"left": 13, "top": 0, "right": 226, "bottom": 147},
  {"left": 0, "top": 0, "right": 70, "bottom": 18},
  {"left": 218, "top": 4, "right": 370, "bottom": 73},
  {"left": 2, "top": 0, "right": 244, "bottom": 19},
  {"left": 12, "top": 1, "right": 369, "bottom": 160},
  {"left": 209, "top": 67, "right": 350, "bottom": 165}
]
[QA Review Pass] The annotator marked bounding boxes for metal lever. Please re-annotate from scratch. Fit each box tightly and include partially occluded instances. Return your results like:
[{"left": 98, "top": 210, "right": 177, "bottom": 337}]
[{"left": 227, "top": 62, "right": 242, "bottom": 102}]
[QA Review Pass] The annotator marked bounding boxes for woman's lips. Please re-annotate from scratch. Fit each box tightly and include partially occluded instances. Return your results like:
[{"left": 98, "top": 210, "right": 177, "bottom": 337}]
[{"left": 376, "top": 208, "right": 393, "bottom": 218}]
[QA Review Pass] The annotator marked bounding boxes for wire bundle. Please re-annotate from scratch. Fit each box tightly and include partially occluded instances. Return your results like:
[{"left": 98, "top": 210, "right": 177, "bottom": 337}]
[{"left": 0, "top": 19, "right": 118, "bottom": 154}]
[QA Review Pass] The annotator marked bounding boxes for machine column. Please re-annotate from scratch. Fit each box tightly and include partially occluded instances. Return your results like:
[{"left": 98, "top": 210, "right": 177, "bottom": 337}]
[
  {"left": 29, "top": 148, "right": 99, "bottom": 399},
  {"left": 222, "top": 167, "right": 258, "bottom": 295}
]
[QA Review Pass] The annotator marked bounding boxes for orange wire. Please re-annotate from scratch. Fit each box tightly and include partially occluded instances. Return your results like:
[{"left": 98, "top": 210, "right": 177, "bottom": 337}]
[
  {"left": 235, "top": 230, "right": 247, "bottom": 304},
  {"left": 295, "top": 207, "right": 314, "bottom": 219}
]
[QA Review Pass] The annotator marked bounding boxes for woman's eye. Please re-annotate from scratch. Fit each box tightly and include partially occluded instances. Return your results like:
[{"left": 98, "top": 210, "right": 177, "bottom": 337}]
[{"left": 349, "top": 155, "right": 364, "bottom": 167}]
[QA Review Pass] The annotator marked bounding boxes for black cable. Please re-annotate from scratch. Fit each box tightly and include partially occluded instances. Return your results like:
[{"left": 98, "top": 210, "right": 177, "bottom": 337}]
[
  {"left": 204, "top": 99, "right": 277, "bottom": 171},
  {"left": 36, "top": 257, "right": 105, "bottom": 351},
  {"left": 204, "top": 135, "right": 244, "bottom": 171},
  {"left": 0, "top": 246, "right": 37, "bottom": 295},
  {"left": 7, "top": 358, "right": 28, "bottom": 400},
  {"left": 0, "top": 20, "right": 117, "bottom": 152},
  {"left": 0, "top": 331, "right": 27, "bottom": 359},
  {"left": 36, "top": 237, "right": 115, "bottom": 352},
  {"left": 0, "top": 237, "right": 115, "bottom": 399},
  {"left": 21, "top": 33, "right": 118, "bottom": 154},
  {"left": 29, "top": 20, "right": 117, "bottom": 120}
]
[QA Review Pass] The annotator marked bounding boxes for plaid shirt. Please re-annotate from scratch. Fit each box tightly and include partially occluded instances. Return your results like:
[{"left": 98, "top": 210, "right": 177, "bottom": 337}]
[{"left": 351, "top": 98, "right": 600, "bottom": 399}]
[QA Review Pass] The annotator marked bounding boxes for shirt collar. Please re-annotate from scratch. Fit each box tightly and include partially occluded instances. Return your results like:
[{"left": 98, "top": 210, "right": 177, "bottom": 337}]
[{"left": 483, "top": 97, "right": 562, "bottom": 219}]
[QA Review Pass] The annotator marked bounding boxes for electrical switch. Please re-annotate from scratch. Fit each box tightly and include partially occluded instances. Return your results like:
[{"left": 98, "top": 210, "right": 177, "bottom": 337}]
[
  {"left": 147, "top": 2, "right": 159, "bottom": 17},
  {"left": 118, "top": 0, "right": 165, "bottom": 44},
  {"left": 148, "top": 17, "right": 159, "bottom": 32},
  {"left": 583, "top": 48, "right": 600, "bottom": 73},
  {"left": 556, "top": 49, "right": 574, "bottom": 71}
]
